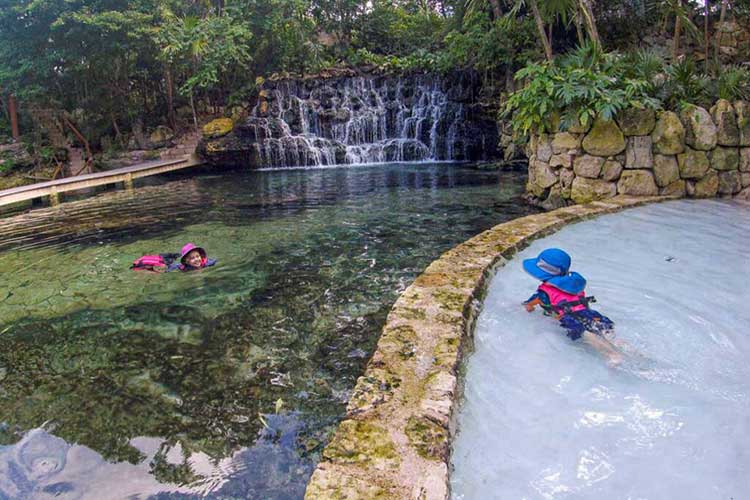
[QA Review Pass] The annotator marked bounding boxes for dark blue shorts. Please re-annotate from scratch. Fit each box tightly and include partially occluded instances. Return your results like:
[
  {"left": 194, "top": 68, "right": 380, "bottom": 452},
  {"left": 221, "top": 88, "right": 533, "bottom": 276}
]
[{"left": 559, "top": 309, "right": 614, "bottom": 341}]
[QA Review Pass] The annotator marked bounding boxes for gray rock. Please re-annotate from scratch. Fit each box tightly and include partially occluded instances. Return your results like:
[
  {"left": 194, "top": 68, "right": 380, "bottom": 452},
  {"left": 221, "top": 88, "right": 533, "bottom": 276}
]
[
  {"left": 617, "top": 170, "right": 659, "bottom": 196},
  {"left": 570, "top": 177, "right": 617, "bottom": 203},
  {"left": 734, "top": 101, "right": 750, "bottom": 146},
  {"left": 692, "top": 171, "right": 719, "bottom": 198},
  {"left": 625, "top": 136, "right": 654, "bottom": 169},
  {"left": 617, "top": 107, "right": 656, "bottom": 136},
  {"left": 742, "top": 172, "right": 750, "bottom": 188},
  {"left": 660, "top": 179, "right": 687, "bottom": 197},
  {"left": 549, "top": 153, "right": 572, "bottom": 168},
  {"left": 677, "top": 147, "right": 710, "bottom": 179},
  {"left": 573, "top": 154, "right": 605, "bottom": 179},
  {"left": 718, "top": 170, "right": 743, "bottom": 194},
  {"left": 709, "top": 146, "right": 739, "bottom": 171},
  {"left": 653, "top": 154, "right": 680, "bottom": 187},
  {"left": 711, "top": 99, "right": 740, "bottom": 146},
  {"left": 680, "top": 104, "right": 717, "bottom": 150},
  {"left": 652, "top": 111, "right": 686, "bottom": 155},
  {"left": 537, "top": 134, "right": 553, "bottom": 162},
  {"left": 739, "top": 148, "right": 750, "bottom": 172},
  {"left": 601, "top": 160, "right": 624, "bottom": 181},
  {"left": 582, "top": 117, "right": 626, "bottom": 157},
  {"left": 551, "top": 132, "right": 581, "bottom": 154}
]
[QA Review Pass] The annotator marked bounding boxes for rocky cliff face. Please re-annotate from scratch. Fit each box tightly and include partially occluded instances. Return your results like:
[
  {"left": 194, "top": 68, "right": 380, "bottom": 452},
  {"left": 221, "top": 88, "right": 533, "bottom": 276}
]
[{"left": 198, "top": 71, "right": 501, "bottom": 168}]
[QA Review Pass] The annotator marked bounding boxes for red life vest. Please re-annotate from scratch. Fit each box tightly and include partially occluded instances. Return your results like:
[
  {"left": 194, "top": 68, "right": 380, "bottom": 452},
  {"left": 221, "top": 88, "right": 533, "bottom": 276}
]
[{"left": 538, "top": 282, "right": 587, "bottom": 317}]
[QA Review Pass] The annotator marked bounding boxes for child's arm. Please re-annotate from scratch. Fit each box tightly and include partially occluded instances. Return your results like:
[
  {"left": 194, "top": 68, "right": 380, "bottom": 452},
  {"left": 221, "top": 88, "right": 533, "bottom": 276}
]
[{"left": 523, "top": 289, "right": 553, "bottom": 314}]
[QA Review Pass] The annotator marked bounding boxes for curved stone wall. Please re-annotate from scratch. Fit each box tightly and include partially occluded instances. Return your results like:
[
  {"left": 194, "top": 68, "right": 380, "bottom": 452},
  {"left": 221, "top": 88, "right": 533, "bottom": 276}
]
[
  {"left": 527, "top": 99, "right": 750, "bottom": 209},
  {"left": 304, "top": 194, "right": 670, "bottom": 500}
]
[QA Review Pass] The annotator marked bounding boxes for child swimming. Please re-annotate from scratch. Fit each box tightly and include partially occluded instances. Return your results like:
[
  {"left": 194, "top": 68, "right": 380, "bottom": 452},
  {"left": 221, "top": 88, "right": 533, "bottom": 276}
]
[
  {"left": 131, "top": 243, "right": 217, "bottom": 273},
  {"left": 522, "top": 248, "right": 622, "bottom": 365}
]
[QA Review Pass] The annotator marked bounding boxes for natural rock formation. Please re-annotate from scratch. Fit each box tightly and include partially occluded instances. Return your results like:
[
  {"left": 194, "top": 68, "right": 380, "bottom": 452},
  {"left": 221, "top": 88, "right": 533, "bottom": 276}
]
[
  {"left": 617, "top": 170, "right": 658, "bottom": 196},
  {"left": 616, "top": 108, "right": 656, "bottom": 136},
  {"left": 711, "top": 99, "right": 740, "bottom": 146},
  {"left": 680, "top": 105, "right": 717, "bottom": 150},
  {"left": 651, "top": 111, "right": 685, "bottom": 155},
  {"left": 582, "top": 117, "right": 626, "bottom": 156}
]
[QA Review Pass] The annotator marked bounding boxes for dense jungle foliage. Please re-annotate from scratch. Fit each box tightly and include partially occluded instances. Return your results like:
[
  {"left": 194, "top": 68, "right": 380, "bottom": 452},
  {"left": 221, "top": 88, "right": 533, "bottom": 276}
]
[{"left": 0, "top": 0, "right": 749, "bottom": 160}]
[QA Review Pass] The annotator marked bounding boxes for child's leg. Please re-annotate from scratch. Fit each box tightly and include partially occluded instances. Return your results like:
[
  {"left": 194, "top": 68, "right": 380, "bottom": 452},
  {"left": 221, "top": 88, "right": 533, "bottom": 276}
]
[{"left": 582, "top": 330, "right": 623, "bottom": 366}]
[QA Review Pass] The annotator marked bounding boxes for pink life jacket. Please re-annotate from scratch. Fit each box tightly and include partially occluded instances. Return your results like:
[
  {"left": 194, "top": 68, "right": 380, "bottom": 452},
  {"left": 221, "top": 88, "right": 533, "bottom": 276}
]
[
  {"left": 131, "top": 254, "right": 167, "bottom": 271},
  {"left": 538, "top": 282, "right": 587, "bottom": 317}
]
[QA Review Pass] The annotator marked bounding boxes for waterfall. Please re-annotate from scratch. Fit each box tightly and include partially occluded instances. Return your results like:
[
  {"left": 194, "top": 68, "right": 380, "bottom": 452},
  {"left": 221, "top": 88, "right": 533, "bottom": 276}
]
[{"left": 231, "top": 72, "right": 498, "bottom": 168}]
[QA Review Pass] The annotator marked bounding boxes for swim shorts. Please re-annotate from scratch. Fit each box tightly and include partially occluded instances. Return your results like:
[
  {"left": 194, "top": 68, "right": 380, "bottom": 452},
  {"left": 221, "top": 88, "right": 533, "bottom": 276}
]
[{"left": 559, "top": 309, "right": 614, "bottom": 341}]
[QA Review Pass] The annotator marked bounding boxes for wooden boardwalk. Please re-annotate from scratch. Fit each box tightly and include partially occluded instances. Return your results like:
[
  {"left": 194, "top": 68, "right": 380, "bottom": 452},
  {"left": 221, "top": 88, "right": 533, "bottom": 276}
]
[{"left": 0, "top": 154, "right": 202, "bottom": 208}]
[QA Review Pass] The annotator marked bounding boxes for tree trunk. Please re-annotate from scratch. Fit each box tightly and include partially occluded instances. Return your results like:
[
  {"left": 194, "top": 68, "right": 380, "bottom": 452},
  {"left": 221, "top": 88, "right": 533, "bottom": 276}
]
[
  {"left": 673, "top": 1, "right": 683, "bottom": 60},
  {"left": 488, "top": 0, "right": 502, "bottom": 20},
  {"left": 165, "top": 66, "right": 177, "bottom": 133},
  {"left": 189, "top": 91, "right": 199, "bottom": 133},
  {"left": 705, "top": 0, "right": 710, "bottom": 72},
  {"left": 575, "top": 7, "right": 585, "bottom": 46},
  {"left": 578, "top": 0, "right": 601, "bottom": 47},
  {"left": 715, "top": 0, "right": 728, "bottom": 64},
  {"left": 528, "top": 0, "right": 553, "bottom": 61},
  {"left": 8, "top": 94, "right": 19, "bottom": 141}
]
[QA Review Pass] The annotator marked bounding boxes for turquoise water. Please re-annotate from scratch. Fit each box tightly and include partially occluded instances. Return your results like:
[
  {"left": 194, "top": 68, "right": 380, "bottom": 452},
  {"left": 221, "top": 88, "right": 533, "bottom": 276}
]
[{"left": 0, "top": 163, "right": 536, "bottom": 499}]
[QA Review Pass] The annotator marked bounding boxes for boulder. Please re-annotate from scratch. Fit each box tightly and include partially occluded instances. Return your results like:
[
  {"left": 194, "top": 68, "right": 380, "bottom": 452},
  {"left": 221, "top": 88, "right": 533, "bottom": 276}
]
[
  {"left": 709, "top": 146, "right": 739, "bottom": 171},
  {"left": 711, "top": 99, "right": 740, "bottom": 146},
  {"left": 679, "top": 104, "right": 717, "bottom": 150},
  {"left": 741, "top": 172, "right": 750, "bottom": 188},
  {"left": 559, "top": 168, "right": 575, "bottom": 197},
  {"left": 566, "top": 115, "right": 591, "bottom": 134},
  {"left": 617, "top": 107, "right": 656, "bottom": 136},
  {"left": 660, "top": 179, "right": 687, "bottom": 197},
  {"left": 651, "top": 111, "right": 685, "bottom": 155},
  {"left": 582, "top": 117, "right": 626, "bottom": 156},
  {"left": 529, "top": 160, "right": 558, "bottom": 193},
  {"left": 737, "top": 186, "right": 750, "bottom": 200},
  {"left": 540, "top": 185, "right": 568, "bottom": 210},
  {"left": 601, "top": 160, "right": 624, "bottom": 182},
  {"left": 573, "top": 154, "right": 605, "bottom": 178},
  {"left": 691, "top": 171, "right": 719, "bottom": 198},
  {"left": 677, "top": 147, "right": 710, "bottom": 179},
  {"left": 734, "top": 101, "right": 750, "bottom": 146},
  {"left": 149, "top": 126, "right": 175, "bottom": 147},
  {"left": 551, "top": 132, "right": 581, "bottom": 154},
  {"left": 570, "top": 177, "right": 617, "bottom": 203},
  {"left": 653, "top": 154, "right": 680, "bottom": 187},
  {"left": 202, "top": 118, "right": 235, "bottom": 139},
  {"left": 718, "top": 170, "right": 742, "bottom": 194},
  {"left": 625, "top": 136, "right": 654, "bottom": 169},
  {"left": 536, "top": 134, "right": 553, "bottom": 162},
  {"left": 549, "top": 153, "right": 572, "bottom": 168},
  {"left": 740, "top": 148, "right": 750, "bottom": 172},
  {"left": 617, "top": 170, "right": 659, "bottom": 196}
]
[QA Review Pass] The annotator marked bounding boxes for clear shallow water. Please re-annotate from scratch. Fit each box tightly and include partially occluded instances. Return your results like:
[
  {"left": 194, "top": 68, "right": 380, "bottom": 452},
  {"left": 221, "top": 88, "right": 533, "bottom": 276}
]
[
  {"left": 451, "top": 199, "right": 750, "bottom": 499},
  {"left": 0, "top": 163, "right": 536, "bottom": 499}
]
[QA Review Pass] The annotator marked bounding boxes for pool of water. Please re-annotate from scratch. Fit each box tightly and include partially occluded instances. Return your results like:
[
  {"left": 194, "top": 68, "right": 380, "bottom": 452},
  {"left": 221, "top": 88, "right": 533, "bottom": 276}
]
[
  {"left": 0, "top": 162, "right": 536, "bottom": 499},
  {"left": 451, "top": 199, "right": 750, "bottom": 499}
]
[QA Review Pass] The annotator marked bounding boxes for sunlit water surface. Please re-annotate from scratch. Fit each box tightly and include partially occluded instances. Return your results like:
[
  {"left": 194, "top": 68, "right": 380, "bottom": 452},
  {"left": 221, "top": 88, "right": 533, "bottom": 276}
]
[
  {"left": 0, "top": 163, "right": 536, "bottom": 499},
  {"left": 451, "top": 199, "right": 750, "bottom": 499}
]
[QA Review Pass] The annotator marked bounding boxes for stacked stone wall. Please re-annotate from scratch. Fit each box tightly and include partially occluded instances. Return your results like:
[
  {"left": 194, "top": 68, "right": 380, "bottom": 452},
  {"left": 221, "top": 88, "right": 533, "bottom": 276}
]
[{"left": 526, "top": 99, "right": 750, "bottom": 208}]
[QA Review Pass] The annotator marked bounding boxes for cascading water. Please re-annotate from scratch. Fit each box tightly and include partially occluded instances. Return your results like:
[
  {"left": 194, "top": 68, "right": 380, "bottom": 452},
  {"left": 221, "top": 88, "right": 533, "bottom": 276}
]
[{"left": 200, "top": 72, "right": 500, "bottom": 168}]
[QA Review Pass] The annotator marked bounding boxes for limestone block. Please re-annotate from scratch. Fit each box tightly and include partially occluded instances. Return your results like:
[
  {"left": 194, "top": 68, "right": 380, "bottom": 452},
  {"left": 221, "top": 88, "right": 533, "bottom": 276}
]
[
  {"left": 740, "top": 148, "right": 750, "bottom": 172},
  {"left": 737, "top": 186, "right": 750, "bottom": 200},
  {"left": 537, "top": 134, "right": 553, "bottom": 162},
  {"left": 734, "top": 101, "right": 750, "bottom": 146},
  {"left": 616, "top": 107, "right": 656, "bottom": 136},
  {"left": 571, "top": 177, "right": 617, "bottom": 204},
  {"left": 549, "top": 153, "right": 572, "bottom": 168},
  {"left": 541, "top": 185, "right": 567, "bottom": 210},
  {"left": 660, "top": 179, "right": 687, "bottom": 197},
  {"left": 741, "top": 172, "right": 750, "bottom": 188},
  {"left": 653, "top": 154, "right": 680, "bottom": 187},
  {"left": 679, "top": 104, "right": 717, "bottom": 150},
  {"left": 625, "top": 136, "right": 654, "bottom": 169},
  {"left": 692, "top": 171, "right": 719, "bottom": 198},
  {"left": 651, "top": 111, "right": 686, "bottom": 155},
  {"left": 677, "top": 147, "right": 710, "bottom": 179},
  {"left": 718, "top": 170, "right": 743, "bottom": 194},
  {"left": 566, "top": 116, "right": 591, "bottom": 134},
  {"left": 617, "top": 170, "right": 659, "bottom": 196},
  {"left": 532, "top": 160, "right": 558, "bottom": 189},
  {"left": 601, "top": 160, "right": 624, "bottom": 182},
  {"left": 582, "top": 117, "right": 626, "bottom": 157},
  {"left": 573, "top": 154, "right": 605, "bottom": 179},
  {"left": 559, "top": 168, "right": 575, "bottom": 196},
  {"left": 709, "top": 146, "right": 740, "bottom": 171},
  {"left": 552, "top": 132, "right": 581, "bottom": 154},
  {"left": 711, "top": 99, "right": 740, "bottom": 146}
]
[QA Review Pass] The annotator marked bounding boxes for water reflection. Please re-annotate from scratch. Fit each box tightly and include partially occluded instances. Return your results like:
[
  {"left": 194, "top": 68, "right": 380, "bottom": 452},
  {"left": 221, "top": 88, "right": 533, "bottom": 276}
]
[{"left": 0, "top": 163, "right": 536, "bottom": 498}]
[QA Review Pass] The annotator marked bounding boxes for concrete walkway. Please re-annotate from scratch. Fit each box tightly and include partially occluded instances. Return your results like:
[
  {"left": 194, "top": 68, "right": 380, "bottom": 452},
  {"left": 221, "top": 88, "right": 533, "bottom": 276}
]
[{"left": 0, "top": 154, "right": 201, "bottom": 208}]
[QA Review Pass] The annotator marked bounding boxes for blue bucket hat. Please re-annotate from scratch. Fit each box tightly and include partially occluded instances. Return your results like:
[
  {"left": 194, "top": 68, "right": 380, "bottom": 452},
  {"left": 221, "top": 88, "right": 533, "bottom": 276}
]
[
  {"left": 523, "top": 248, "right": 571, "bottom": 281},
  {"left": 547, "top": 271, "right": 587, "bottom": 294}
]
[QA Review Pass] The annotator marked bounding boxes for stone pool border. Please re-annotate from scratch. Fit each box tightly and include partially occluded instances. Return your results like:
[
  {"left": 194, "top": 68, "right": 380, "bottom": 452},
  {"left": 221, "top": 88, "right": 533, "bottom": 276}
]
[{"left": 304, "top": 194, "right": 672, "bottom": 500}]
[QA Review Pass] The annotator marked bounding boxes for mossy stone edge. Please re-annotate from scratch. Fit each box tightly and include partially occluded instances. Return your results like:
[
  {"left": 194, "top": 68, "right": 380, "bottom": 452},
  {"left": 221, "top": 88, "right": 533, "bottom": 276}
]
[{"left": 304, "top": 195, "right": 674, "bottom": 500}]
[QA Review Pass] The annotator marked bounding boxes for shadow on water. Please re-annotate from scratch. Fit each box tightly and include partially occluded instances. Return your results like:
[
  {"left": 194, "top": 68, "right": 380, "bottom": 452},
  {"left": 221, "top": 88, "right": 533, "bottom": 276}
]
[{"left": 0, "top": 163, "right": 538, "bottom": 499}]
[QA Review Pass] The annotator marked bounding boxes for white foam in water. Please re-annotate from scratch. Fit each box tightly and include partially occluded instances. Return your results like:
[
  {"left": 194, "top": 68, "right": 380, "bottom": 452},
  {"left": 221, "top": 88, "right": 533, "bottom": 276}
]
[{"left": 450, "top": 199, "right": 750, "bottom": 499}]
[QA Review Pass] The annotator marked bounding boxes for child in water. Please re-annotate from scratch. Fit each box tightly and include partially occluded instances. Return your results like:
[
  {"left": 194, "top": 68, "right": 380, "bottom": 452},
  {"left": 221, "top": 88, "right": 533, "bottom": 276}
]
[
  {"left": 522, "top": 248, "right": 622, "bottom": 365},
  {"left": 131, "top": 243, "right": 217, "bottom": 272}
]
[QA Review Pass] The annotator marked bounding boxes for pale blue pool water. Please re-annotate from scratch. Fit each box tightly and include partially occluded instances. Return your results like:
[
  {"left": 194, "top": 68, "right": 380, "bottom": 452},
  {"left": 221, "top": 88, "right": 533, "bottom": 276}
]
[{"left": 451, "top": 199, "right": 750, "bottom": 499}]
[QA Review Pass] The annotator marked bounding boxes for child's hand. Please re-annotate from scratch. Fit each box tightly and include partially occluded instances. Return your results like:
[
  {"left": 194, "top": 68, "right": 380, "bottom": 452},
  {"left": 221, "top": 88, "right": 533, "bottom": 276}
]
[{"left": 524, "top": 298, "right": 541, "bottom": 312}]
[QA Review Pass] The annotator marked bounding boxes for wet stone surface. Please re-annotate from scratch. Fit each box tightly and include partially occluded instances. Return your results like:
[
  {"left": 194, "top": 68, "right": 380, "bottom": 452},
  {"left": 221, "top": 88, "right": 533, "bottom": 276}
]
[{"left": 0, "top": 163, "right": 537, "bottom": 499}]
